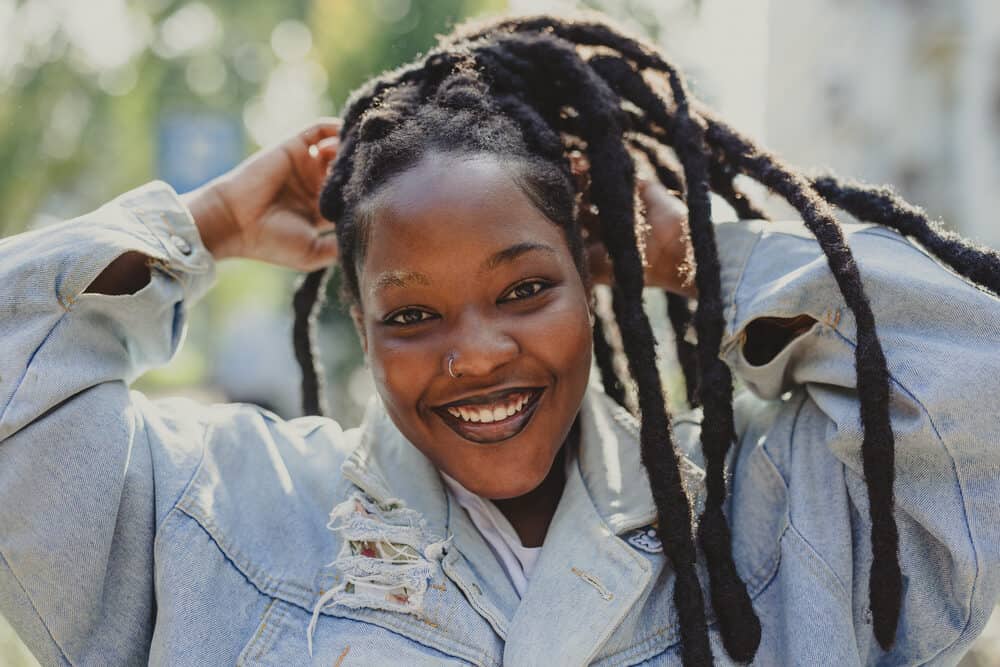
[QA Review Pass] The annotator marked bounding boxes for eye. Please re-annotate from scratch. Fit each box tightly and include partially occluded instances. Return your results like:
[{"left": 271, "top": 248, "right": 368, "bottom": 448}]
[
  {"left": 500, "top": 279, "right": 552, "bottom": 303},
  {"left": 384, "top": 308, "right": 436, "bottom": 326}
]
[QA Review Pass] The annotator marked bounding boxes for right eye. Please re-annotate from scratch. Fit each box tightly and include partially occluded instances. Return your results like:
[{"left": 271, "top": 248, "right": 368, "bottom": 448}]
[{"left": 384, "top": 308, "right": 436, "bottom": 326}]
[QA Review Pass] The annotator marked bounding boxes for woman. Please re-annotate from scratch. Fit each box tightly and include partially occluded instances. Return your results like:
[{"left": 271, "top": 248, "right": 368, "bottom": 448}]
[{"left": 1, "top": 13, "right": 998, "bottom": 666}]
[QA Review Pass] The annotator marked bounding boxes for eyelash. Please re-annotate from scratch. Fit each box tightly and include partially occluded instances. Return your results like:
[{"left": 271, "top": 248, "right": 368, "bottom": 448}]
[
  {"left": 384, "top": 309, "right": 436, "bottom": 326},
  {"left": 382, "top": 279, "right": 553, "bottom": 327},
  {"left": 499, "top": 278, "right": 552, "bottom": 302}
]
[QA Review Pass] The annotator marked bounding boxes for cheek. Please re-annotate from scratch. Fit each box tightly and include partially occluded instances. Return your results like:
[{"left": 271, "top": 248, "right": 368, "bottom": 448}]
[
  {"left": 367, "top": 336, "right": 439, "bottom": 412},
  {"left": 520, "top": 296, "right": 593, "bottom": 381}
]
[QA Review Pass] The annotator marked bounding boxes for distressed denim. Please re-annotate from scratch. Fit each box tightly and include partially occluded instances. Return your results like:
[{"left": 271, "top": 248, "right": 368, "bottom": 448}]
[{"left": 1, "top": 182, "right": 998, "bottom": 666}]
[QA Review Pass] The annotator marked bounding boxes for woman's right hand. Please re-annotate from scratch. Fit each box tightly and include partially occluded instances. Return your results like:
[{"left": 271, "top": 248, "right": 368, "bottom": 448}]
[{"left": 183, "top": 118, "right": 342, "bottom": 271}]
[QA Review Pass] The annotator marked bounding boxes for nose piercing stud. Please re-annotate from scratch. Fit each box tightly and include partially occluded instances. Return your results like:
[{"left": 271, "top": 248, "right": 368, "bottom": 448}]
[{"left": 448, "top": 354, "right": 462, "bottom": 379}]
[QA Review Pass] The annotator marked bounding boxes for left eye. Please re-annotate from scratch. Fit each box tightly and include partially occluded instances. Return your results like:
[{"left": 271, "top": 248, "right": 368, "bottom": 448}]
[
  {"left": 500, "top": 280, "right": 550, "bottom": 302},
  {"left": 386, "top": 309, "right": 436, "bottom": 326}
]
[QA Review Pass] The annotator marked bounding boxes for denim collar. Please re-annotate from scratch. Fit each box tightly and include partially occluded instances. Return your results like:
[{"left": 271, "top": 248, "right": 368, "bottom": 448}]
[
  {"left": 336, "top": 382, "right": 708, "bottom": 664},
  {"left": 339, "top": 381, "right": 705, "bottom": 542}
]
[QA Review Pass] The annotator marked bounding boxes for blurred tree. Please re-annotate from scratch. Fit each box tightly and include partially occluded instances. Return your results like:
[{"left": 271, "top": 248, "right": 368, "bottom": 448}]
[{"left": 1, "top": 0, "right": 502, "bottom": 235}]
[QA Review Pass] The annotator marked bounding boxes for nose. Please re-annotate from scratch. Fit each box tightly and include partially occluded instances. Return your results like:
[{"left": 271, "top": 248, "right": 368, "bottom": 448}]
[{"left": 445, "top": 310, "right": 519, "bottom": 378}]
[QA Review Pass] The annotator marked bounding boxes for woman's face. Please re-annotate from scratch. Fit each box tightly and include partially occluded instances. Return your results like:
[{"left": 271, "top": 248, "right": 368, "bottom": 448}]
[{"left": 353, "top": 152, "right": 593, "bottom": 500}]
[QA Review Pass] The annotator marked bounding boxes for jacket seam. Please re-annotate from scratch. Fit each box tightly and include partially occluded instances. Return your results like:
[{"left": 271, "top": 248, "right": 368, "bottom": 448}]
[
  {"left": 725, "top": 224, "right": 765, "bottom": 340},
  {"left": 0, "top": 312, "right": 67, "bottom": 432},
  {"left": 174, "top": 501, "right": 314, "bottom": 597},
  {"left": 170, "top": 503, "right": 309, "bottom": 606},
  {"left": 235, "top": 596, "right": 278, "bottom": 667},
  {"left": 153, "top": 417, "right": 211, "bottom": 538},
  {"left": 0, "top": 546, "right": 75, "bottom": 666},
  {"left": 822, "top": 324, "right": 979, "bottom": 661},
  {"left": 170, "top": 419, "right": 324, "bottom": 598},
  {"left": 173, "top": 497, "right": 497, "bottom": 665},
  {"left": 777, "top": 393, "right": 854, "bottom": 597}
]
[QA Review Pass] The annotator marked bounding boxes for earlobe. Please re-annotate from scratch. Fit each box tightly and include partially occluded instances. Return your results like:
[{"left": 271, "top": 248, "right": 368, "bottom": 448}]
[{"left": 350, "top": 305, "right": 368, "bottom": 355}]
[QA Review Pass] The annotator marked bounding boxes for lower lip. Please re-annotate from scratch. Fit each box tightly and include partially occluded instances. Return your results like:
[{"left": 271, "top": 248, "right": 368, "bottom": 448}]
[{"left": 435, "top": 390, "right": 545, "bottom": 444}]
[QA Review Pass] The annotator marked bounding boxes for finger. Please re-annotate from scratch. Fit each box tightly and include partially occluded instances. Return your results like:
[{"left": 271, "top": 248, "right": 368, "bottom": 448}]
[{"left": 299, "top": 117, "right": 343, "bottom": 146}]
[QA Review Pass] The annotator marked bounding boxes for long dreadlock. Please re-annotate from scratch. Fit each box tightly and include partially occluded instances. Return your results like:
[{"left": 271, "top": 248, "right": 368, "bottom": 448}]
[{"left": 290, "top": 13, "right": 1000, "bottom": 666}]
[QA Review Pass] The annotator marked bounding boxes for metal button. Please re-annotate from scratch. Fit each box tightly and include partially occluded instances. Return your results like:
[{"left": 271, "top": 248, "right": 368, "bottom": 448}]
[{"left": 170, "top": 234, "right": 192, "bottom": 255}]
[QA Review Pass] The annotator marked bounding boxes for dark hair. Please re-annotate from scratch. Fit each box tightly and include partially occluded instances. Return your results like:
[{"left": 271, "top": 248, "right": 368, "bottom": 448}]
[{"left": 291, "top": 13, "right": 1000, "bottom": 666}]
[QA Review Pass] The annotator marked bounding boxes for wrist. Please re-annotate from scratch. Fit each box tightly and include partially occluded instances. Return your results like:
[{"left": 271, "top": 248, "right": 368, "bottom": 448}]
[{"left": 181, "top": 182, "right": 241, "bottom": 260}]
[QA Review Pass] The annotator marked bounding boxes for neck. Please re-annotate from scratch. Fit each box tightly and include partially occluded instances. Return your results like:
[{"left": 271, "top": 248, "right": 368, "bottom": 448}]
[{"left": 492, "top": 419, "right": 577, "bottom": 548}]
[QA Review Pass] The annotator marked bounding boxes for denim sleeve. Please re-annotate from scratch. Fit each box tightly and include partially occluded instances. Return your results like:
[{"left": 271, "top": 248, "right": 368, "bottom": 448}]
[
  {"left": 0, "top": 182, "right": 215, "bottom": 664},
  {"left": 714, "top": 218, "right": 1000, "bottom": 662}
]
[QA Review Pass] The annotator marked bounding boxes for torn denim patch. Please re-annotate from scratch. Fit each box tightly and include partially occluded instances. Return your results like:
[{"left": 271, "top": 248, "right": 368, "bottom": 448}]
[{"left": 307, "top": 492, "right": 450, "bottom": 656}]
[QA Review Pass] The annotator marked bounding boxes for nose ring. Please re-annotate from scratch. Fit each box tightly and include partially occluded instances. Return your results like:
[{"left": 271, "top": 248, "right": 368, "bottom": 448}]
[{"left": 448, "top": 354, "right": 462, "bottom": 379}]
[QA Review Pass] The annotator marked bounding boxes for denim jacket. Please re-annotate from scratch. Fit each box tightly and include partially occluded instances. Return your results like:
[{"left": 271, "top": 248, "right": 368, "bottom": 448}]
[{"left": 1, "top": 182, "right": 998, "bottom": 666}]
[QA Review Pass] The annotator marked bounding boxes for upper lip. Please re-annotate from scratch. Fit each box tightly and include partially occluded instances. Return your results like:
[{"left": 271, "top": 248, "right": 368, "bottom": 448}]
[{"left": 434, "top": 386, "right": 543, "bottom": 409}]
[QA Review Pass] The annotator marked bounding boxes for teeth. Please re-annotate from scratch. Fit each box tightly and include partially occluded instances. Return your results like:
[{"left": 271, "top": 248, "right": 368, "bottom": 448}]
[{"left": 447, "top": 392, "right": 534, "bottom": 424}]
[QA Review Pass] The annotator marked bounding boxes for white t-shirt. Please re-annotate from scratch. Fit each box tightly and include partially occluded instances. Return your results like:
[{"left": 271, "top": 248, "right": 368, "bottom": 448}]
[{"left": 440, "top": 453, "right": 573, "bottom": 598}]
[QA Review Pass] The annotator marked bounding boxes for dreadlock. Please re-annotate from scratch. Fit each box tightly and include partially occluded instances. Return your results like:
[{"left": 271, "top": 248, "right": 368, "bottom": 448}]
[{"left": 290, "top": 13, "right": 1000, "bottom": 666}]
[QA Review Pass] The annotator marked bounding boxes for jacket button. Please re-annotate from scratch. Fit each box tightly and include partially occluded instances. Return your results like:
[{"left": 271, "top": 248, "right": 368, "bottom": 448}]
[{"left": 170, "top": 234, "right": 192, "bottom": 255}]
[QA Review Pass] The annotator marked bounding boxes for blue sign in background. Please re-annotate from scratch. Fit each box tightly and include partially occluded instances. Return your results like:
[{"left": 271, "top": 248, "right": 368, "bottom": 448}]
[{"left": 157, "top": 112, "right": 243, "bottom": 194}]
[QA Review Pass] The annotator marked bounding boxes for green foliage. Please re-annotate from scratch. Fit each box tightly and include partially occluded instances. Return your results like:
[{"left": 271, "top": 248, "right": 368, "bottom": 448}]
[{"left": 0, "top": 0, "right": 503, "bottom": 235}]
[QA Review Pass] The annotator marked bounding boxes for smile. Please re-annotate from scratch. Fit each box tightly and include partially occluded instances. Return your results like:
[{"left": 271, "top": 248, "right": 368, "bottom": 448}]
[{"left": 433, "top": 388, "right": 544, "bottom": 444}]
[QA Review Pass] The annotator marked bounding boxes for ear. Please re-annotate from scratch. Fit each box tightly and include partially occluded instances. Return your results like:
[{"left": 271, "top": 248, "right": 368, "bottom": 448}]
[{"left": 350, "top": 305, "right": 368, "bottom": 355}]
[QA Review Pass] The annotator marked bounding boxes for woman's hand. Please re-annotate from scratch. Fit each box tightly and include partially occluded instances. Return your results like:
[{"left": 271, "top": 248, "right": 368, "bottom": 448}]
[
  {"left": 580, "top": 164, "right": 696, "bottom": 298},
  {"left": 183, "top": 118, "right": 342, "bottom": 271}
]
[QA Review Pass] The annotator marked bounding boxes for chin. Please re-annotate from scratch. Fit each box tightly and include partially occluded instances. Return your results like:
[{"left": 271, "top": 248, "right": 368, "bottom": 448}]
[{"left": 456, "top": 461, "right": 551, "bottom": 501}]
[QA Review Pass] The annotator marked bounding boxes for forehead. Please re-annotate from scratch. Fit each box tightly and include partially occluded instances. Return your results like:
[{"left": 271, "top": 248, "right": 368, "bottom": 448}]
[{"left": 359, "top": 154, "right": 571, "bottom": 294}]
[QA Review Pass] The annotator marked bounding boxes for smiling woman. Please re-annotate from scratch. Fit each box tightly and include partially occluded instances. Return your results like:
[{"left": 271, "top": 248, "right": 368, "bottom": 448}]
[{"left": 2, "top": 10, "right": 1000, "bottom": 667}]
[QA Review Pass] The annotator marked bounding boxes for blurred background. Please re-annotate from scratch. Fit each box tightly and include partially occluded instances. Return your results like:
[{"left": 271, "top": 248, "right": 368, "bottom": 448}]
[{"left": 2, "top": 0, "right": 999, "bottom": 664}]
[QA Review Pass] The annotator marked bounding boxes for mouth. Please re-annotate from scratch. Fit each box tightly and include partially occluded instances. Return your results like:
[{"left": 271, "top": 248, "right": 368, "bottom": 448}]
[{"left": 433, "top": 387, "right": 545, "bottom": 444}]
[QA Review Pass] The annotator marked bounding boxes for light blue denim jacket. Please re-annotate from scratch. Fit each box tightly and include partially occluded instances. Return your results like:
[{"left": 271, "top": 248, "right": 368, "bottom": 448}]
[{"left": 1, "top": 182, "right": 998, "bottom": 666}]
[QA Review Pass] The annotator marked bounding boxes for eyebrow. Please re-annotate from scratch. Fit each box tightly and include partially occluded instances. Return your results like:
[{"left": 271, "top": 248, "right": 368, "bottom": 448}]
[
  {"left": 370, "top": 242, "right": 557, "bottom": 296},
  {"left": 481, "top": 242, "right": 557, "bottom": 272},
  {"left": 371, "top": 270, "right": 431, "bottom": 295}
]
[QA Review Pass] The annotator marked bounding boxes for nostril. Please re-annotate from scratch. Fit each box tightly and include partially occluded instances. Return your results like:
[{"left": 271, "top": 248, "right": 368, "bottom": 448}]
[{"left": 447, "top": 331, "right": 520, "bottom": 378}]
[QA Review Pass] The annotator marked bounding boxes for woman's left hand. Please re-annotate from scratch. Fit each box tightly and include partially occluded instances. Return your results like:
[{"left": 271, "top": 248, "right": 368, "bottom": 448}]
[{"left": 581, "top": 169, "right": 696, "bottom": 298}]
